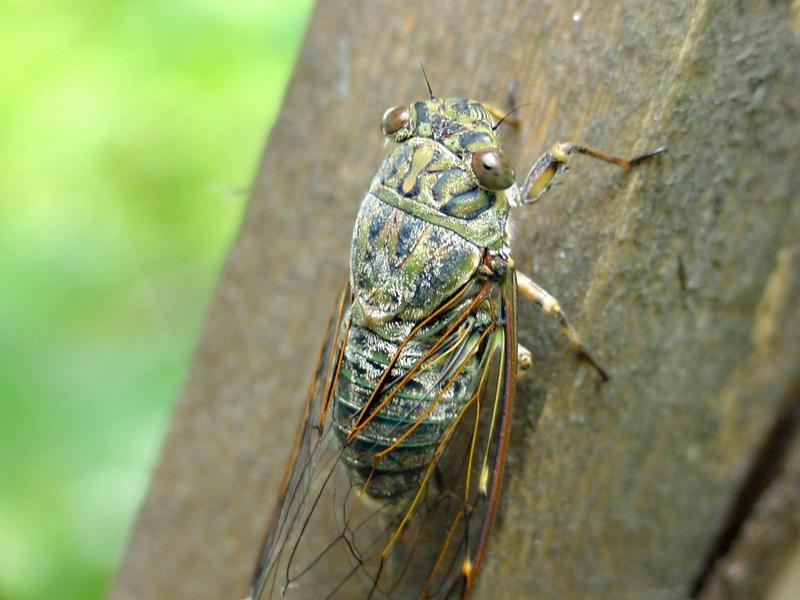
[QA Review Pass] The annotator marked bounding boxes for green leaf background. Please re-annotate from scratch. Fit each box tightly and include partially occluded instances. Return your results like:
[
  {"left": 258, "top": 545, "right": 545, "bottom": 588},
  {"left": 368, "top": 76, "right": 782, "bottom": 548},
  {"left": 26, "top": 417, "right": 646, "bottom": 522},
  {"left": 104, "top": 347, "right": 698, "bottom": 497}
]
[{"left": 0, "top": 1, "right": 314, "bottom": 598}]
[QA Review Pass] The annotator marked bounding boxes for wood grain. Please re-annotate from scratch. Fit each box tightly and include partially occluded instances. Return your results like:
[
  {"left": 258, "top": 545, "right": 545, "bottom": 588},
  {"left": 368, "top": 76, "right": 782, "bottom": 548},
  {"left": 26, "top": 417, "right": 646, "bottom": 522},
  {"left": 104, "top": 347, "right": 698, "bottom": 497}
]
[{"left": 111, "top": 1, "right": 800, "bottom": 598}]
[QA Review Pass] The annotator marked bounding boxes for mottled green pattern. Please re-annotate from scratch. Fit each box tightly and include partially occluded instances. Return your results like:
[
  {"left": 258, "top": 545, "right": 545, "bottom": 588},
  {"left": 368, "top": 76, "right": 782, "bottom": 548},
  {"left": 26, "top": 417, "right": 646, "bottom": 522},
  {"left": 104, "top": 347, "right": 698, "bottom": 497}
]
[
  {"left": 372, "top": 140, "right": 509, "bottom": 247},
  {"left": 350, "top": 195, "right": 482, "bottom": 334}
]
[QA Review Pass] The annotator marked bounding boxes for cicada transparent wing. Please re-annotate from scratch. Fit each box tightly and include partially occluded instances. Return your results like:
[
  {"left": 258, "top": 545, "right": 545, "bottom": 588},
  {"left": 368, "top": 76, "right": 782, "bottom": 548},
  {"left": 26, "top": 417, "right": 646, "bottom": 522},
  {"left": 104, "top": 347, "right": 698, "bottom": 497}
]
[
  {"left": 249, "top": 268, "right": 518, "bottom": 600},
  {"left": 249, "top": 281, "right": 353, "bottom": 597}
]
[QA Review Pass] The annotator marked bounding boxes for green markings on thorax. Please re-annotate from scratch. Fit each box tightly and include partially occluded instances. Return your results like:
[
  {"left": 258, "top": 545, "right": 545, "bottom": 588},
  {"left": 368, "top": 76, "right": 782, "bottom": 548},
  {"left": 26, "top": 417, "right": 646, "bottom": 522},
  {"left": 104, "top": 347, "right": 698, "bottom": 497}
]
[{"left": 374, "top": 139, "right": 509, "bottom": 250}]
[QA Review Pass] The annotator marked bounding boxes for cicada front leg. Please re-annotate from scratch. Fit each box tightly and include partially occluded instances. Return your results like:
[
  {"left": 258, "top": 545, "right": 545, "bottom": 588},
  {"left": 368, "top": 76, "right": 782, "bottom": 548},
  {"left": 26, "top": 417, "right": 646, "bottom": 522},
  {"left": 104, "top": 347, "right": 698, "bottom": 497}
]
[
  {"left": 515, "top": 139, "right": 666, "bottom": 380},
  {"left": 516, "top": 271, "right": 609, "bottom": 381},
  {"left": 521, "top": 142, "right": 667, "bottom": 204}
]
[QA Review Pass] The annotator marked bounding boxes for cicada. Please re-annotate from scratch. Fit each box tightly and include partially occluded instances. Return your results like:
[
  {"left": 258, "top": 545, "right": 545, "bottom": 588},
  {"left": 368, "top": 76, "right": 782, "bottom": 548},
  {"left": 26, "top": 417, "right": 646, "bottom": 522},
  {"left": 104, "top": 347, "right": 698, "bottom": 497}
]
[{"left": 248, "top": 95, "right": 664, "bottom": 600}]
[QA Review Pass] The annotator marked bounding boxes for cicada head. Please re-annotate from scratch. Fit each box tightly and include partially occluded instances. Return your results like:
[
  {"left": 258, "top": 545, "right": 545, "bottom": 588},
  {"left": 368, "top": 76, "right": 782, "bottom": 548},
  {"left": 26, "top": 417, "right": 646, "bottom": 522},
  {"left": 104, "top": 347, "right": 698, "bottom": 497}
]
[{"left": 381, "top": 98, "right": 516, "bottom": 192}]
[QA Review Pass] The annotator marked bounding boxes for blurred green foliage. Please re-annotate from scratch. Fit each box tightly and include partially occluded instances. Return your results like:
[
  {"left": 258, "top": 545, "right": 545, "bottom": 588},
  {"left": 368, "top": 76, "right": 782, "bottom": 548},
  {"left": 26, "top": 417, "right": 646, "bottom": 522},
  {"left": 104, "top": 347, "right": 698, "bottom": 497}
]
[{"left": 0, "top": 1, "right": 314, "bottom": 598}]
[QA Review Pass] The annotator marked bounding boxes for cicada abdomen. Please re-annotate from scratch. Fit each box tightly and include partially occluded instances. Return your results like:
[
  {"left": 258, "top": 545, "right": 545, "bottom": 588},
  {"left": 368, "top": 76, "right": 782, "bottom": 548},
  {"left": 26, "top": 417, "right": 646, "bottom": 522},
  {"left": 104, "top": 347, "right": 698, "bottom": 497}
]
[{"left": 249, "top": 96, "right": 665, "bottom": 600}]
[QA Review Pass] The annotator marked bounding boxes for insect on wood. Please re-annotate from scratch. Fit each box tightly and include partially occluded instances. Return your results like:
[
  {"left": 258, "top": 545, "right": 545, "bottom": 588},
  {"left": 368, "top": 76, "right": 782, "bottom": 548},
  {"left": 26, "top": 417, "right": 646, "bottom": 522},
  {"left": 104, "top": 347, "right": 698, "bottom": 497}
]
[{"left": 247, "top": 88, "right": 665, "bottom": 599}]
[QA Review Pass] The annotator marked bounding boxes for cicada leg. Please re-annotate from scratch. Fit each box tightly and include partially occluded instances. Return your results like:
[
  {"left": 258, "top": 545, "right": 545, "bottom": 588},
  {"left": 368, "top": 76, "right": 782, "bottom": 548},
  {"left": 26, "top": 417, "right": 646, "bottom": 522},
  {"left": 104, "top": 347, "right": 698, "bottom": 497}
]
[
  {"left": 514, "top": 141, "right": 665, "bottom": 378},
  {"left": 517, "top": 344, "right": 532, "bottom": 375},
  {"left": 516, "top": 271, "right": 609, "bottom": 382},
  {"left": 521, "top": 142, "right": 667, "bottom": 204}
]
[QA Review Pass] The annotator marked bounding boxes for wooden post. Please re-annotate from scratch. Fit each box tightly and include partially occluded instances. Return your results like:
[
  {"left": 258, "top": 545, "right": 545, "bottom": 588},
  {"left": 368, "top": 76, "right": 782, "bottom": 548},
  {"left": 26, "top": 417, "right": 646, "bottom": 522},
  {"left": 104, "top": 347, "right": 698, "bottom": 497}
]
[{"left": 111, "top": 1, "right": 800, "bottom": 598}]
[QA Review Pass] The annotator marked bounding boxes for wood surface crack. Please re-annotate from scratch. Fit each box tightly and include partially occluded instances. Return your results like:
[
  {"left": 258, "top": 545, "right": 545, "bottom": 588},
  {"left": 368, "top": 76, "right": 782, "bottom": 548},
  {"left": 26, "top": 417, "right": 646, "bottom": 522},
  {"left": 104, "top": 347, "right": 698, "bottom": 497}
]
[{"left": 689, "top": 384, "right": 800, "bottom": 598}]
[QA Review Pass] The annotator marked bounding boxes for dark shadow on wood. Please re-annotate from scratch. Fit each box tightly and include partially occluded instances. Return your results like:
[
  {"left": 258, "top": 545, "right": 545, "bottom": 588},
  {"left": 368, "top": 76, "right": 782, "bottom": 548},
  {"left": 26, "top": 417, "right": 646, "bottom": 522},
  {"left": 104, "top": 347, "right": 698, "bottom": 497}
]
[{"left": 691, "top": 382, "right": 800, "bottom": 597}]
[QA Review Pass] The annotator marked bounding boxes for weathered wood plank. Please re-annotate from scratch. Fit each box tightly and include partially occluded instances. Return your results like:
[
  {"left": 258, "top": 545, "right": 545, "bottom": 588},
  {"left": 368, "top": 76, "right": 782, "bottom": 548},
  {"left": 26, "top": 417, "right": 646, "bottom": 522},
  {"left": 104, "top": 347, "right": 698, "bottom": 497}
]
[
  {"left": 111, "top": 1, "right": 800, "bottom": 598},
  {"left": 699, "top": 393, "right": 800, "bottom": 600}
]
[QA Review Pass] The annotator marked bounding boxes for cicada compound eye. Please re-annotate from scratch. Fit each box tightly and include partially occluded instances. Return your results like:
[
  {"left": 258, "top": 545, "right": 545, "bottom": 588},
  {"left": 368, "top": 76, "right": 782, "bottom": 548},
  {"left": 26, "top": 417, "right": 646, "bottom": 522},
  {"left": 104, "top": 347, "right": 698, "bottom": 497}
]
[
  {"left": 381, "top": 105, "right": 410, "bottom": 136},
  {"left": 471, "top": 147, "right": 516, "bottom": 190}
]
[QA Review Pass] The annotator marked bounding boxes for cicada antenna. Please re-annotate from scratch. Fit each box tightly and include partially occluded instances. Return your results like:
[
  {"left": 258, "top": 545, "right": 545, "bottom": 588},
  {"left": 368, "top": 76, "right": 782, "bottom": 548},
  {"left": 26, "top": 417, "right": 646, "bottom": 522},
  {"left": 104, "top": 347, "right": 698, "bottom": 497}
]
[
  {"left": 419, "top": 60, "right": 435, "bottom": 100},
  {"left": 492, "top": 103, "right": 533, "bottom": 131}
]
